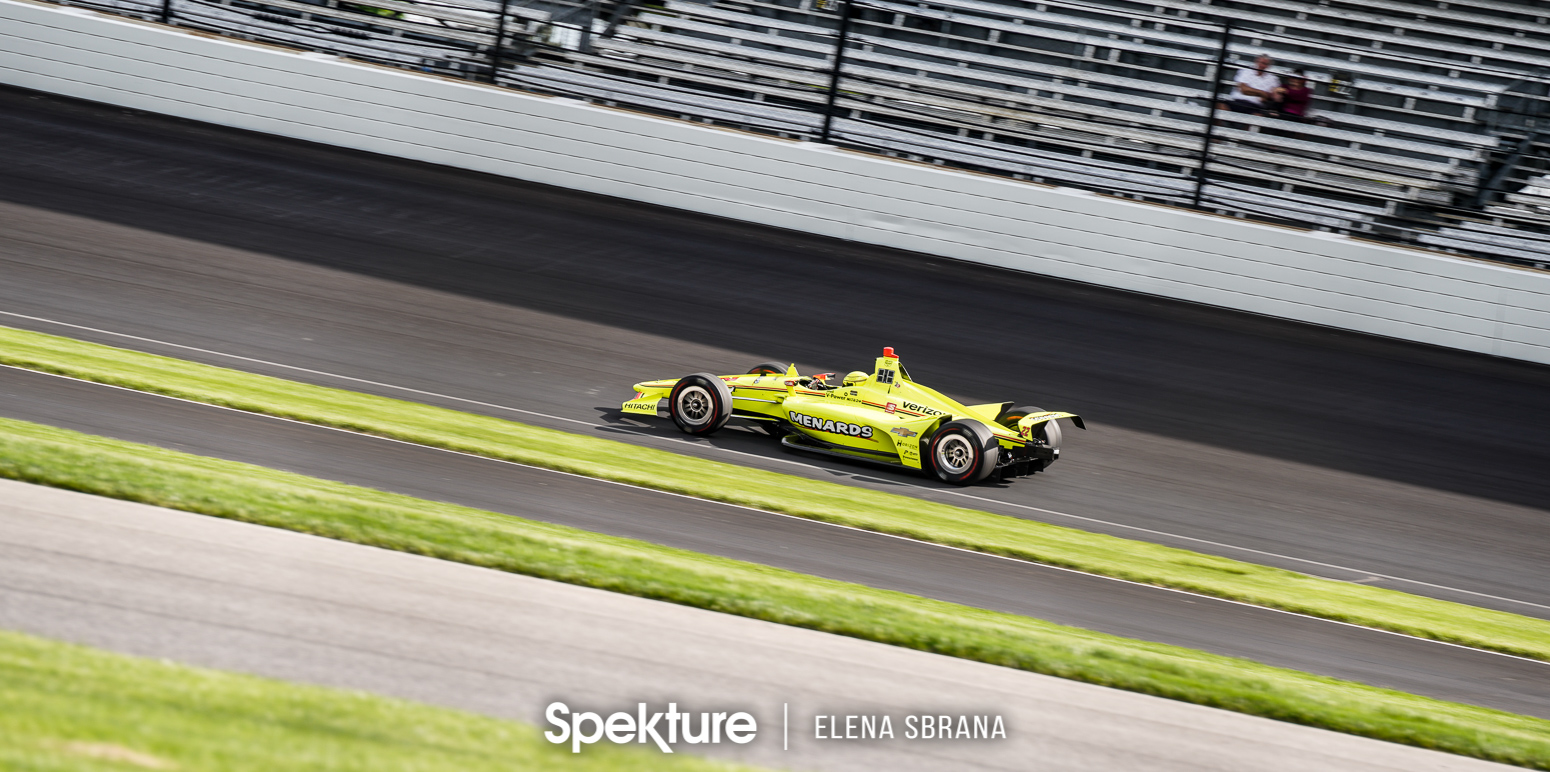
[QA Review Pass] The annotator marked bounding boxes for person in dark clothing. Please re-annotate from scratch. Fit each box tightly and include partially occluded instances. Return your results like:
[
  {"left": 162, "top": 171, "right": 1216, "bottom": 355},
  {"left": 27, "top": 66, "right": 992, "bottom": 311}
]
[{"left": 1271, "top": 70, "right": 1313, "bottom": 122}]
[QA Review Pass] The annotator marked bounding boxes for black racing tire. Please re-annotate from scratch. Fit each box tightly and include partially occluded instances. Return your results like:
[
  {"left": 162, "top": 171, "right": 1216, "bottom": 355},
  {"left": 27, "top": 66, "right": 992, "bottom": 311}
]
[
  {"left": 927, "top": 420, "right": 1000, "bottom": 485},
  {"left": 747, "top": 361, "right": 790, "bottom": 376},
  {"left": 998, "top": 405, "right": 1062, "bottom": 452},
  {"left": 669, "top": 373, "right": 733, "bottom": 436}
]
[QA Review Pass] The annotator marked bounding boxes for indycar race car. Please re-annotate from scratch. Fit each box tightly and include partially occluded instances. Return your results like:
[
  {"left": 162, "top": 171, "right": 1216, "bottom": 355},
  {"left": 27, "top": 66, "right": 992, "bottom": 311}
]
[{"left": 621, "top": 348, "right": 1083, "bottom": 485}]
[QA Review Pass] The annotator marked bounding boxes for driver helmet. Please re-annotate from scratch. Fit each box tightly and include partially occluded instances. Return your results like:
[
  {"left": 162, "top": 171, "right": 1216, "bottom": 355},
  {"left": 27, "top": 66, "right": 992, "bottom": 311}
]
[{"left": 842, "top": 371, "right": 870, "bottom": 386}]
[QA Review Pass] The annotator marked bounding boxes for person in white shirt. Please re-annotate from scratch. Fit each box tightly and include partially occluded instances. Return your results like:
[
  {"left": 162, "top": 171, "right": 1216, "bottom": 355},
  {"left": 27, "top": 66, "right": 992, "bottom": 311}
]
[{"left": 1223, "top": 55, "right": 1280, "bottom": 114}]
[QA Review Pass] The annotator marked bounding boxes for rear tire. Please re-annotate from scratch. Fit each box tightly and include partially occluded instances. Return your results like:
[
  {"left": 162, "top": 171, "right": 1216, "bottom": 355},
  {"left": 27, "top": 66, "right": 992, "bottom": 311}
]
[
  {"left": 669, "top": 373, "right": 733, "bottom": 436},
  {"left": 998, "top": 405, "right": 1062, "bottom": 452},
  {"left": 928, "top": 420, "right": 1000, "bottom": 485},
  {"left": 747, "top": 361, "right": 789, "bottom": 376}
]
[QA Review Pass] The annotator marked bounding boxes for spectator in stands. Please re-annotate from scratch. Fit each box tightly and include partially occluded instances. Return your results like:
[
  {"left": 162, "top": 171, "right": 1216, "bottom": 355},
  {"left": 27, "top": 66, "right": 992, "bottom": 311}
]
[
  {"left": 1271, "top": 69, "right": 1312, "bottom": 122},
  {"left": 1268, "top": 69, "right": 1333, "bottom": 136},
  {"left": 1222, "top": 55, "right": 1280, "bottom": 115}
]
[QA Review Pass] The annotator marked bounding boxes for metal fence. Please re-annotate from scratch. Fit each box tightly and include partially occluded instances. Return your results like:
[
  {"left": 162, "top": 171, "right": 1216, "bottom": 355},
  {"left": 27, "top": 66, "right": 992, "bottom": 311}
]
[{"left": 42, "top": 0, "right": 1550, "bottom": 269}]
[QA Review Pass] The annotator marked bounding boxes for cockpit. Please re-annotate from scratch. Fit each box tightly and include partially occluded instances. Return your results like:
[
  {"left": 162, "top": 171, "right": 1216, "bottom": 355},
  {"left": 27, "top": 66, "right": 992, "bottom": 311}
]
[
  {"left": 799, "top": 368, "right": 887, "bottom": 391},
  {"left": 795, "top": 349, "right": 911, "bottom": 392}
]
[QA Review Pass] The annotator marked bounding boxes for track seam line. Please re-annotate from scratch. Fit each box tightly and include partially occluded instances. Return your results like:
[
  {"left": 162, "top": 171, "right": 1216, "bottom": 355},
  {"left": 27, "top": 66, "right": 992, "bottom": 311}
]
[
  {"left": 4, "top": 308, "right": 1547, "bottom": 614},
  {"left": 5, "top": 363, "right": 1548, "bottom": 666}
]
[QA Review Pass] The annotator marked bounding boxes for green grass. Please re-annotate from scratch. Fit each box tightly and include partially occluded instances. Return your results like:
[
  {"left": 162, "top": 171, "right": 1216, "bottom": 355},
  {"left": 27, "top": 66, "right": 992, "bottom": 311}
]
[
  {"left": 0, "top": 630, "right": 756, "bottom": 772},
  {"left": 2, "top": 325, "right": 1549, "bottom": 662},
  {"left": 1, "top": 417, "right": 1548, "bottom": 768}
]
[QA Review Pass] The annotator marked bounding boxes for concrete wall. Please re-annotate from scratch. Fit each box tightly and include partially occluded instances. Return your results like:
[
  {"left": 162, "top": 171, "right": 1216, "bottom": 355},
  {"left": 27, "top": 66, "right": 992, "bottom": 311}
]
[{"left": 3, "top": 0, "right": 1547, "bottom": 365}]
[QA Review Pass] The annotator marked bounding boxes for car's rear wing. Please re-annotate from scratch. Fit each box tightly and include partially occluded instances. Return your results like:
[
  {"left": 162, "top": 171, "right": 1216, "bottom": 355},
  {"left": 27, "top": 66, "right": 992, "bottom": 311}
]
[{"left": 1015, "top": 411, "right": 1085, "bottom": 438}]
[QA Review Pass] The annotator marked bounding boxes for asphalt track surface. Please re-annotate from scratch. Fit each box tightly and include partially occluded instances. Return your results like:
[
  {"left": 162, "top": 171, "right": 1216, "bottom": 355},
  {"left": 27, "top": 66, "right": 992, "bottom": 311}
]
[
  {"left": 1, "top": 87, "right": 1548, "bottom": 623},
  {"left": 1, "top": 481, "right": 1517, "bottom": 772},
  {"left": 3, "top": 365, "right": 1548, "bottom": 719}
]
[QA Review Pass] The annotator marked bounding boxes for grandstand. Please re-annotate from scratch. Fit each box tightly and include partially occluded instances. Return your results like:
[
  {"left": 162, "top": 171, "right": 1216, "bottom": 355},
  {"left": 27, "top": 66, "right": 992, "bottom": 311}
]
[{"left": 46, "top": 0, "right": 1550, "bottom": 268}]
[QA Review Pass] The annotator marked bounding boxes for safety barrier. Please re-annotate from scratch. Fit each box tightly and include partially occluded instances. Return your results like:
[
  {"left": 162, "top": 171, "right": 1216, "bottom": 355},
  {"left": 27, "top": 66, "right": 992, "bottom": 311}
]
[{"left": 2, "top": 0, "right": 1547, "bottom": 365}]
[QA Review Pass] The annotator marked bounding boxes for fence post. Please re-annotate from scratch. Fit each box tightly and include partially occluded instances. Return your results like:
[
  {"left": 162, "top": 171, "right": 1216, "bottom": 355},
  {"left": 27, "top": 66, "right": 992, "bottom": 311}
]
[
  {"left": 600, "top": 0, "right": 643, "bottom": 41},
  {"left": 578, "top": 0, "right": 599, "bottom": 54},
  {"left": 159, "top": 0, "right": 173, "bottom": 24},
  {"left": 818, "top": 0, "right": 855, "bottom": 144},
  {"left": 1191, "top": 20, "right": 1232, "bottom": 210},
  {"left": 488, "top": 0, "right": 513, "bottom": 84}
]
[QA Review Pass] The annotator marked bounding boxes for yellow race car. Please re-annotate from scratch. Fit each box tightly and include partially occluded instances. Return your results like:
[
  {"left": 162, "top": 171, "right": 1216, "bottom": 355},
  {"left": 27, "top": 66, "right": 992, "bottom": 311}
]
[{"left": 622, "top": 348, "right": 1083, "bottom": 485}]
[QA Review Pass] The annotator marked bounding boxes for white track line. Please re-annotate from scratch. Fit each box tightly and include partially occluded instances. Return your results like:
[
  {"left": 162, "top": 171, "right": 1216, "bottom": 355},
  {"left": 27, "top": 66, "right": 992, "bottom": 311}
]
[
  {"left": 6, "top": 363, "right": 1547, "bottom": 667},
  {"left": 4, "top": 308, "right": 1547, "bottom": 617}
]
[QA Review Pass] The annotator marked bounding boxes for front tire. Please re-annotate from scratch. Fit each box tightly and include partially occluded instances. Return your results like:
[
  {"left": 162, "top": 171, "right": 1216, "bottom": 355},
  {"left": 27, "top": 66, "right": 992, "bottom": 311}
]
[
  {"left": 669, "top": 373, "right": 733, "bottom": 436},
  {"left": 928, "top": 420, "right": 1000, "bottom": 485}
]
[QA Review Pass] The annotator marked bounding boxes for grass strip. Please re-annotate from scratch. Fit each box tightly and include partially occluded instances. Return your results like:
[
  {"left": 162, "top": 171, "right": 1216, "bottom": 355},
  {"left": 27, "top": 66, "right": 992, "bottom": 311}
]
[
  {"left": 0, "top": 629, "right": 756, "bottom": 772},
  {"left": 2, "top": 324, "right": 1548, "bottom": 662},
  {"left": 2, "top": 418, "right": 1549, "bottom": 768}
]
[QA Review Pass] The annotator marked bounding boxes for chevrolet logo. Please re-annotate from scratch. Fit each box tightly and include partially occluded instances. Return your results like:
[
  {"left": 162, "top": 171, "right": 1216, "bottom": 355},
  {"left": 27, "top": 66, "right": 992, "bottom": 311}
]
[{"left": 890, "top": 426, "right": 918, "bottom": 438}]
